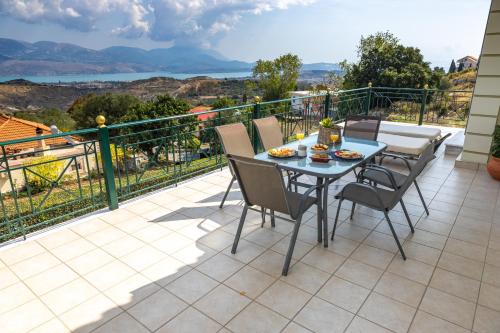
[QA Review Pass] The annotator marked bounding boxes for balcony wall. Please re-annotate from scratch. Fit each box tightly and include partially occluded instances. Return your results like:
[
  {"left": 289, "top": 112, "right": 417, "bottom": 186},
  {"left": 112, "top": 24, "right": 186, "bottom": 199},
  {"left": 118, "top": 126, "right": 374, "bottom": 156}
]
[{"left": 462, "top": 0, "right": 500, "bottom": 164}]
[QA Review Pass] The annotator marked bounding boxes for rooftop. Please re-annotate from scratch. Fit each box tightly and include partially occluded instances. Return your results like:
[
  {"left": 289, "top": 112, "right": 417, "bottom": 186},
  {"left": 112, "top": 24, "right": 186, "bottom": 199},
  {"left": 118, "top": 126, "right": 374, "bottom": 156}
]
[{"left": 0, "top": 138, "right": 499, "bottom": 333}]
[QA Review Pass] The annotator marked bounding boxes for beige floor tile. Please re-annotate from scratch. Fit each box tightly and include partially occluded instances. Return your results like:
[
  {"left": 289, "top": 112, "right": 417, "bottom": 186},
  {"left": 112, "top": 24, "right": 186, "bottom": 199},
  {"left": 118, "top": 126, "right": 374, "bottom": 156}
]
[
  {"left": 24, "top": 264, "right": 78, "bottom": 296},
  {"left": 300, "top": 247, "right": 346, "bottom": 273},
  {"left": 171, "top": 242, "right": 217, "bottom": 267},
  {"left": 141, "top": 256, "right": 191, "bottom": 286},
  {"left": 101, "top": 235, "right": 145, "bottom": 258},
  {"left": 444, "top": 238, "right": 487, "bottom": 262},
  {"left": 375, "top": 221, "right": 412, "bottom": 240},
  {"left": 0, "top": 241, "right": 46, "bottom": 265},
  {"left": 317, "top": 276, "right": 370, "bottom": 313},
  {"left": 92, "top": 312, "right": 149, "bottom": 333},
  {"left": 0, "top": 299, "right": 54, "bottom": 333},
  {"left": 415, "top": 218, "right": 452, "bottom": 236},
  {"left": 227, "top": 302, "right": 289, "bottom": 333},
  {"left": 387, "top": 257, "right": 434, "bottom": 285},
  {"left": 151, "top": 233, "right": 192, "bottom": 254},
  {"left": 257, "top": 280, "right": 311, "bottom": 319},
  {"left": 70, "top": 217, "right": 110, "bottom": 236},
  {"left": 280, "top": 262, "right": 330, "bottom": 294},
  {"left": 430, "top": 268, "right": 480, "bottom": 302},
  {"left": 40, "top": 278, "right": 99, "bottom": 315},
  {"left": 249, "top": 250, "right": 294, "bottom": 278},
  {"left": 0, "top": 266, "right": 19, "bottom": 290},
  {"left": 103, "top": 274, "right": 160, "bottom": 310},
  {"left": 346, "top": 316, "right": 393, "bottom": 333},
  {"left": 177, "top": 218, "right": 219, "bottom": 240},
  {"left": 409, "top": 310, "right": 469, "bottom": 333},
  {"left": 198, "top": 229, "right": 235, "bottom": 251},
  {"left": 30, "top": 318, "right": 69, "bottom": 333},
  {"left": 196, "top": 253, "right": 244, "bottom": 282},
  {"left": 407, "top": 229, "right": 447, "bottom": 250},
  {"left": 66, "top": 248, "right": 114, "bottom": 275},
  {"left": 271, "top": 236, "right": 315, "bottom": 260},
  {"left": 36, "top": 228, "right": 81, "bottom": 249},
  {"left": 10, "top": 252, "right": 61, "bottom": 280},
  {"left": 438, "top": 252, "right": 484, "bottom": 280},
  {"left": 59, "top": 294, "right": 122, "bottom": 333},
  {"left": 362, "top": 231, "right": 399, "bottom": 253},
  {"left": 127, "top": 289, "right": 187, "bottom": 331},
  {"left": 359, "top": 293, "right": 415, "bottom": 333},
  {"left": 99, "top": 208, "right": 140, "bottom": 225},
  {"left": 335, "top": 223, "right": 371, "bottom": 242},
  {"left": 401, "top": 241, "right": 441, "bottom": 266},
  {"left": 473, "top": 305, "right": 500, "bottom": 333},
  {"left": 327, "top": 235, "right": 359, "bottom": 256},
  {"left": 419, "top": 287, "right": 475, "bottom": 329},
  {"left": 374, "top": 272, "right": 426, "bottom": 308},
  {"left": 194, "top": 284, "right": 251, "bottom": 325},
  {"left": 120, "top": 245, "right": 166, "bottom": 271},
  {"left": 223, "top": 239, "right": 266, "bottom": 264},
  {"left": 350, "top": 244, "right": 395, "bottom": 270},
  {"left": 84, "top": 260, "right": 136, "bottom": 291},
  {"left": 0, "top": 281, "right": 36, "bottom": 314},
  {"left": 295, "top": 297, "right": 354, "bottom": 333},
  {"left": 335, "top": 258, "right": 384, "bottom": 289},
  {"left": 478, "top": 282, "right": 500, "bottom": 311},
  {"left": 49, "top": 238, "right": 96, "bottom": 261},
  {"left": 224, "top": 265, "right": 276, "bottom": 299},
  {"left": 486, "top": 248, "right": 500, "bottom": 267},
  {"left": 157, "top": 307, "right": 222, "bottom": 333},
  {"left": 166, "top": 269, "right": 218, "bottom": 304},
  {"left": 85, "top": 226, "right": 127, "bottom": 247},
  {"left": 282, "top": 322, "right": 313, "bottom": 333},
  {"left": 483, "top": 264, "right": 500, "bottom": 287},
  {"left": 244, "top": 228, "right": 285, "bottom": 248}
]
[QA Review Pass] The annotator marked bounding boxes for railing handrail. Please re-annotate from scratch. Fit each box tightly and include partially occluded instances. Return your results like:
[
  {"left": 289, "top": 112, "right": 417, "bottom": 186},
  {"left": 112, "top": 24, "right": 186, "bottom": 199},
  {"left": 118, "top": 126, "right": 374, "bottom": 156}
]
[{"left": 0, "top": 86, "right": 473, "bottom": 147}]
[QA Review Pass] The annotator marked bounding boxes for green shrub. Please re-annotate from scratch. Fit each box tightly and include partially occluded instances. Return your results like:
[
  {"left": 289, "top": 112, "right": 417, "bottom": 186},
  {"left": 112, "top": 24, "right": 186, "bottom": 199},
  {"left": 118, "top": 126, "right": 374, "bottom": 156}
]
[
  {"left": 23, "top": 156, "right": 64, "bottom": 192},
  {"left": 491, "top": 125, "right": 500, "bottom": 158}
]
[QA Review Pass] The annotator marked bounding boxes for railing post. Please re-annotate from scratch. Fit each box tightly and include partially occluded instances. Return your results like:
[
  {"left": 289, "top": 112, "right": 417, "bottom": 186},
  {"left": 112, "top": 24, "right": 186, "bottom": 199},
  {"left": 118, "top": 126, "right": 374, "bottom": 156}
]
[
  {"left": 252, "top": 96, "right": 261, "bottom": 153},
  {"left": 419, "top": 84, "right": 429, "bottom": 126},
  {"left": 365, "top": 82, "right": 372, "bottom": 115},
  {"left": 324, "top": 90, "right": 331, "bottom": 119},
  {"left": 96, "top": 116, "right": 118, "bottom": 210}
]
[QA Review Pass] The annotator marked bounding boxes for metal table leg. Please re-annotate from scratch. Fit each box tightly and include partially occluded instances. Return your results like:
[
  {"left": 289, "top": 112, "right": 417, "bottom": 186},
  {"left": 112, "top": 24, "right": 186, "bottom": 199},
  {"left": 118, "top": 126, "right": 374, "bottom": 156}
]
[
  {"left": 316, "top": 177, "right": 324, "bottom": 243},
  {"left": 322, "top": 177, "right": 329, "bottom": 247}
]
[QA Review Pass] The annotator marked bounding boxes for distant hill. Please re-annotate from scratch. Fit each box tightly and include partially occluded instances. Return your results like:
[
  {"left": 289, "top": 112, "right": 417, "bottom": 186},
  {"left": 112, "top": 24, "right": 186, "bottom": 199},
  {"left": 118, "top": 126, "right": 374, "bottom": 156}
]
[{"left": 0, "top": 38, "right": 340, "bottom": 76}]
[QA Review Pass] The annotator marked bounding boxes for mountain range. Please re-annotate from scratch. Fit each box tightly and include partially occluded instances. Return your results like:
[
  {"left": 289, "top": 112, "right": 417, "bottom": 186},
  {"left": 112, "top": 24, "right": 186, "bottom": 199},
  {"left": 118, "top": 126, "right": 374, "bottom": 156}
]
[{"left": 0, "top": 38, "right": 340, "bottom": 76}]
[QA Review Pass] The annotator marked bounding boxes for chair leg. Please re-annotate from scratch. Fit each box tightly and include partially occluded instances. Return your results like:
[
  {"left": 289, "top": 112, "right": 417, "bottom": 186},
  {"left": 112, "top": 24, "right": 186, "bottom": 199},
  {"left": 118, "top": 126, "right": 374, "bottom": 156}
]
[
  {"left": 414, "top": 180, "right": 429, "bottom": 216},
  {"left": 219, "top": 176, "right": 235, "bottom": 209},
  {"left": 331, "top": 199, "right": 343, "bottom": 241},
  {"left": 350, "top": 202, "right": 356, "bottom": 220},
  {"left": 383, "top": 211, "right": 406, "bottom": 260},
  {"left": 231, "top": 205, "right": 248, "bottom": 254},
  {"left": 270, "top": 210, "right": 276, "bottom": 228},
  {"left": 399, "top": 200, "right": 414, "bottom": 233},
  {"left": 260, "top": 207, "right": 266, "bottom": 227},
  {"left": 282, "top": 214, "right": 303, "bottom": 276}
]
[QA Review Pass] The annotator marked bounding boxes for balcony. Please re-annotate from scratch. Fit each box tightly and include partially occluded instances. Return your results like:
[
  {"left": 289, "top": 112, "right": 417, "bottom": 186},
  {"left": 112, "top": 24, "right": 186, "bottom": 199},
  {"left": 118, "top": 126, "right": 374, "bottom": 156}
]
[{"left": 1, "top": 116, "right": 500, "bottom": 332}]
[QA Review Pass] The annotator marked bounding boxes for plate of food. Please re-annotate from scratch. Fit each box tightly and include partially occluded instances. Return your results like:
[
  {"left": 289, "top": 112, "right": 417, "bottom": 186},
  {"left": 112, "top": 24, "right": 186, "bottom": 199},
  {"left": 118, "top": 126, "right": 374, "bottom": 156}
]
[
  {"left": 310, "top": 143, "right": 329, "bottom": 153},
  {"left": 268, "top": 147, "right": 296, "bottom": 158},
  {"left": 333, "top": 149, "right": 364, "bottom": 160},
  {"left": 310, "top": 153, "right": 331, "bottom": 163}
]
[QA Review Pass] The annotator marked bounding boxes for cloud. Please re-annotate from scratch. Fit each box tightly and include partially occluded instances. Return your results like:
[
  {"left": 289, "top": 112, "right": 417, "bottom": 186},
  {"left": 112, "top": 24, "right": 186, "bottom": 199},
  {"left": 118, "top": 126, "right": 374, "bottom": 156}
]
[{"left": 0, "top": 0, "right": 314, "bottom": 45}]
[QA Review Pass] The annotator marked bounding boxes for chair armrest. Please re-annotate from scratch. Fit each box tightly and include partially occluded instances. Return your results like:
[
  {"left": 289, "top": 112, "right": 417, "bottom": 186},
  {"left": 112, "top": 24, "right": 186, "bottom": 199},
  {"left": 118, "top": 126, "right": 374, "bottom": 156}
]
[
  {"left": 296, "top": 183, "right": 324, "bottom": 215},
  {"left": 340, "top": 182, "right": 386, "bottom": 208},
  {"left": 379, "top": 152, "right": 412, "bottom": 171},
  {"left": 358, "top": 165, "right": 399, "bottom": 189}
]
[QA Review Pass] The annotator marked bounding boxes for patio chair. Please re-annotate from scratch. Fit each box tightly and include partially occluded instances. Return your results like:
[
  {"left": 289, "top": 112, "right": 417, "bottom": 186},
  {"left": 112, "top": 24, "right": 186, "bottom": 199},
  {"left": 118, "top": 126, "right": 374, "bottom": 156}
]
[
  {"left": 343, "top": 115, "right": 382, "bottom": 141},
  {"left": 362, "top": 142, "right": 436, "bottom": 215},
  {"left": 252, "top": 116, "right": 284, "bottom": 150},
  {"left": 228, "top": 154, "right": 321, "bottom": 276},
  {"left": 215, "top": 123, "right": 255, "bottom": 209},
  {"left": 330, "top": 143, "right": 435, "bottom": 259}
]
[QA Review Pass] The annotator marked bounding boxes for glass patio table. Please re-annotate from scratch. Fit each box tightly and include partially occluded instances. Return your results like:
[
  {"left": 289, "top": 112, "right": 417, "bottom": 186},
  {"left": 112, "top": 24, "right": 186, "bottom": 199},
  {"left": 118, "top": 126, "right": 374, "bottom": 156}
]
[{"left": 254, "top": 134, "right": 387, "bottom": 247}]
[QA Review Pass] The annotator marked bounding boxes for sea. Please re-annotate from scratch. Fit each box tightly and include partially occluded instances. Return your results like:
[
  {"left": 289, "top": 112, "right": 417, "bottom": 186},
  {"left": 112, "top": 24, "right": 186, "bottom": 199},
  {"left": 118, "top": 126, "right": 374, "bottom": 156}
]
[{"left": 0, "top": 71, "right": 252, "bottom": 84}]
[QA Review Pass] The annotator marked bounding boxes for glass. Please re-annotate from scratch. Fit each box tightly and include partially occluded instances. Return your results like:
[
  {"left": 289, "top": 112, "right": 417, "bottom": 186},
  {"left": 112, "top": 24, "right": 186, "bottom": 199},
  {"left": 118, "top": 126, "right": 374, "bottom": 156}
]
[
  {"left": 330, "top": 134, "right": 339, "bottom": 144},
  {"left": 296, "top": 132, "right": 305, "bottom": 143}
]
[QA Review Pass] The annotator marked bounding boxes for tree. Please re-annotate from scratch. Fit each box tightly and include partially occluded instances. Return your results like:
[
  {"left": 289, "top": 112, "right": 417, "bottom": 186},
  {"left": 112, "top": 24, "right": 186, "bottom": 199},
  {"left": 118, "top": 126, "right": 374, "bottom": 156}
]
[
  {"left": 457, "top": 62, "right": 465, "bottom": 72},
  {"left": 341, "top": 32, "right": 438, "bottom": 89},
  {"left": 448, "top": 59, "right": 457, "bottom": 73},
  {"left": 68, "top": 93, "right": 141, "bottom": 129},
  {"left": 252, "top": 54, "right": 302, "bottom": 101},
  {"left": 14, "top": 108, "right": 76, "bottom": 131},
  {"left": 211, "top": 97, "right": 236, "bottom": 110}
]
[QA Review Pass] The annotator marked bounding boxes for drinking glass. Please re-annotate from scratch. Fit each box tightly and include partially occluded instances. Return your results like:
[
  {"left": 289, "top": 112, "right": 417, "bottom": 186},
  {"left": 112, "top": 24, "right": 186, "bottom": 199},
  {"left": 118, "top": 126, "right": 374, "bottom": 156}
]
[
  {"left": 330, "top": 134, "right": 339, "bottom": 145},
  {"left": 296, "top": 132, "right": 305, "bottom": 143}
]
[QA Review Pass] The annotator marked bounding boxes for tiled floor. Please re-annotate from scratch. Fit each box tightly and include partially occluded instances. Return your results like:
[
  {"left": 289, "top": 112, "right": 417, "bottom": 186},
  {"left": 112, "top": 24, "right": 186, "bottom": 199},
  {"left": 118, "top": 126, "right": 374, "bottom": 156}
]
[{"left": 1, "top": 142, "right": 500, "bottom": 332}]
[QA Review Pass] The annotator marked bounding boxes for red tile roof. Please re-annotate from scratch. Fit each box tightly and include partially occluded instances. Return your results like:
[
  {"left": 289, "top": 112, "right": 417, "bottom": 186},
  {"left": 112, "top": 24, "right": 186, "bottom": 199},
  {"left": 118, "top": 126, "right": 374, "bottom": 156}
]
[
  {"left": 0, "top": 114, "right": 73, "bottom": 153},
  {"left": 188, "top": 106, "right": 217, "bottom": 122}
]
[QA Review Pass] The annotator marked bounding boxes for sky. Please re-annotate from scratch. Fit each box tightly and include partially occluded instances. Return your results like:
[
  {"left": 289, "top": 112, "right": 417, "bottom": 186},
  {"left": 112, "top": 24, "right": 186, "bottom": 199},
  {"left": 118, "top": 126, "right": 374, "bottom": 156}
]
[{"left": 0, "top": 0, "right": 492, "bottom": 68}]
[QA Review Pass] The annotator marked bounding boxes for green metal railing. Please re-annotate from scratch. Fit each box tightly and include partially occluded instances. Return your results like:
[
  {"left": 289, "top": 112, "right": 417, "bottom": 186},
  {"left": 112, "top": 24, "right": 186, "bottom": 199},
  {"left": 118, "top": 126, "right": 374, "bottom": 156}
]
[{"left": 0, "top": 86, "right": 472, "bottom": 243}]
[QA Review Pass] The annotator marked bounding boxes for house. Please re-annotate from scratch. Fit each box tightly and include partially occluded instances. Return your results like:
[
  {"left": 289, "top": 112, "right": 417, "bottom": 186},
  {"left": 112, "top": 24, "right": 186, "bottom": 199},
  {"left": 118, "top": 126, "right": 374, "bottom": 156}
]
[
  {"left": 188, "top": 106, "right": 216, "bottom": 122},
  {"left": 457, "top": 55, "right": 478, "bottom": 69}
]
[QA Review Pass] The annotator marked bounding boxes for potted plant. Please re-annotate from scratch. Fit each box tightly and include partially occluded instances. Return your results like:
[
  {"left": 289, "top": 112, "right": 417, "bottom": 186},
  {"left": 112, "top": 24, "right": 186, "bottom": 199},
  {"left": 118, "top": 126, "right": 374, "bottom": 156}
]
[
  {"left": 487, "top": 125, "right": 500, "bottom": 180},
  {"left": 318, "top": 117, "right": 342, "bottom": 145}
]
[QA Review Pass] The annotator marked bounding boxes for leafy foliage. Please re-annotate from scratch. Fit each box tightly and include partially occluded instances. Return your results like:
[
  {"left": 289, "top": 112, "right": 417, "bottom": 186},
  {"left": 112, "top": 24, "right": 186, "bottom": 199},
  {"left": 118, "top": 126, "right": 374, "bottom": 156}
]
[
  {"left": 491, "top": 125, "right": 500, "bottom": 158},
  {"left": 253, "top": 53, "right": 302, "bottom": 101},
  {"left": 211, "top": 96, "right": 236, "bottom": 109},
  {"left": 23, "top": 156, "right": 65, "bottom": 192},
  {"left": 341, "top": 32, "right": 441, "bottom": 89},
  {"left": 14, "top": 108, "right": 76, "bottom": 131}
]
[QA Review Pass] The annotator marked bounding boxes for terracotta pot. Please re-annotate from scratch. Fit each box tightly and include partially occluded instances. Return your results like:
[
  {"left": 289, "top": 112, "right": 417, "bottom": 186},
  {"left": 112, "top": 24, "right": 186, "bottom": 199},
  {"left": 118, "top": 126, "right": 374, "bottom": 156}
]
[{"left": 487, "top": 156, "right": 500, "bottom": 181}]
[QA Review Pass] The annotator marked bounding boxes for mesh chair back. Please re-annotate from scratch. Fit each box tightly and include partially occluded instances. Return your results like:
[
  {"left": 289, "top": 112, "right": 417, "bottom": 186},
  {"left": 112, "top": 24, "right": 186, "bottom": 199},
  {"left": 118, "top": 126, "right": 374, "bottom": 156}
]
[
  {"left": 344, "top": 115, "right": 381, "bottom": 141},
  {"left": 215, "top": 123, "right": 254, "bottom": 158},
  {"left": 253, "top": 116, "right": 284, "bottom": 150},
  {"left": 228, "top": 155, "right": 291, "bottom": 215},
  {"left": 401, "top": 142, "right": 435, "bottom": 192}
]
